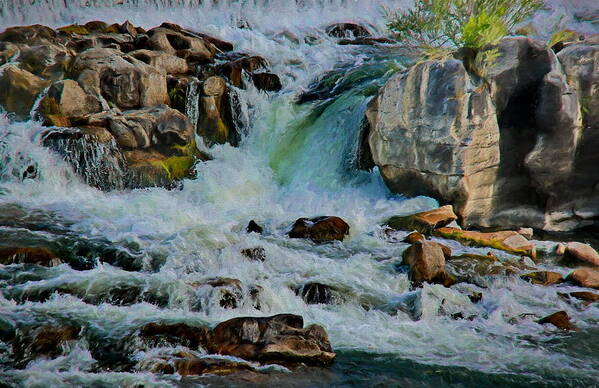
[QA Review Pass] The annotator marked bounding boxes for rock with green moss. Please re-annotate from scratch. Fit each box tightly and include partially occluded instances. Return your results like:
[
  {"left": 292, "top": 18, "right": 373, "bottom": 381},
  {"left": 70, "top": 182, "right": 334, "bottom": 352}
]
[{"left": 433, "top": 227, "right": 536, "bottom": 259}]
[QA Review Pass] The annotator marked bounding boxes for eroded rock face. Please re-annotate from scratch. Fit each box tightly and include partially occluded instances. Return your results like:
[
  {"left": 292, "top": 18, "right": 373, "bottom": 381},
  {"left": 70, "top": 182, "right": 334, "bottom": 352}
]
[
  {"left": 366, "top": 36, "right": 599, "bottom": 232},
  {"left": 208, "top": 314, "right": 335, "bottom": 365},
  {"left": 288, "top": 216, "right": 350, "bottom": 243},
  {"left": 367, "top": 58, "right": 500, "bottom": 228}
]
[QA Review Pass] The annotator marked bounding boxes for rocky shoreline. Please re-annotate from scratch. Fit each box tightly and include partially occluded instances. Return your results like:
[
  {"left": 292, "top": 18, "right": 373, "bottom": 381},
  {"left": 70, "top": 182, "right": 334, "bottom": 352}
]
[{"left": 0, "top": 18, "right": 598, "bottom": 384}]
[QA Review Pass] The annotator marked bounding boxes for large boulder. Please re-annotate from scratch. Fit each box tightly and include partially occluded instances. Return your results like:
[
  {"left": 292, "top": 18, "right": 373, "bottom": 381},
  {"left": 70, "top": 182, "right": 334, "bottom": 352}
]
[
  {"left": 367, "top": 58, "right": 500, "bottom": 228},
  {"left": 194, "top": 76, "right": 238, "bottom": 146},
  {"left": 39, "top": 80, "right": 102, "bottom": 126},
  {"left": 17, "top": 44, "right": 72, "bottom": 80},
  {"left": 402, "top": 241, "right": 449, "bottom": 286},
  {"left": 0, "top": 247, "right": 62, "bottom": 266},
  {"left": 208, "top": 314, "right": 335, "bottom": 365},
  {"left": 366, "top": 36, "right": 599, "bottom": 232},
  {"left": 71, "top": 47, "right": 169, "bottom": 110}
]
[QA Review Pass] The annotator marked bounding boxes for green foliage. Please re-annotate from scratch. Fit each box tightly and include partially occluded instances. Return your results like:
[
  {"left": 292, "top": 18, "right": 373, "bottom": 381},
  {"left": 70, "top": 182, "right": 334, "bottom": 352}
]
[
  {"left": 386, "top": 0, "right": 543, "bottom": 49},
  {"left": 461, "top": 11, "right": 508, "bottom": 49},
  {"left": 547, "top": 29, "right": 578, "bottom": 48},
  {"left": 472, "top": 48, "right": 501, "bottom": 78}
]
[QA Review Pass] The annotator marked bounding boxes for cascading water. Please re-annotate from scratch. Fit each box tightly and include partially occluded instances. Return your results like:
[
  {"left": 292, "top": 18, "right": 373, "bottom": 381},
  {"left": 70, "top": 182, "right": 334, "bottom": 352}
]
[{"left": 0, "top": 1, "right": 598, "bottom": 387}]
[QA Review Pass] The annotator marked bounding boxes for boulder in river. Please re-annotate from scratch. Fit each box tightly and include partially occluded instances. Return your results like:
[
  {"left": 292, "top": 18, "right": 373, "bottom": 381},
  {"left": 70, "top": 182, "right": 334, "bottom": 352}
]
[
  {"left": 402, "top": 241, "right": 451, "bottom": 286},
  {"left": 537, "top": 311, "right": 576, "bottom": 331},
  {"left": 296, "top": 282, "right": 337, "bottom": 304},
  {"left": 563, "top": 242, "right": 599, "bottom": 267},
  {"left": 208, "top": 314, "right": 335, "bottom": 365},
  {"left": 288, "top": 216, "right": 350, "bottom": 243},
  {"left": 521, "top": 271, "right": 564, "bottom": 286},
  {"left": 566, "top": 268, "right": 599, "bottom": 289},
  {"left": 384, "top": 205, "right": 458, "bottom": 234},
  {"left": 433, "top": 227, "right": 536, "bottom": 259},
  {"left": 325, "top": 23, "right": 371, "bottom": 38},
  {"left": 241, "top": 247, "right": 266, "bottom": 262},
  {"left": 0, "top": 65, "right": 49, "bottom": 119},
  {"left": 174, "top": 357, "right": 257, "bottom": 376},
  {"left": 12, "top": 325, "right": 80, "bottom": 366},
  {"left": 246, "top": 220, "right": 264, "bottom": 234},
  {"left": 139, "top": 322, "right": 209, "bottom": 350}
]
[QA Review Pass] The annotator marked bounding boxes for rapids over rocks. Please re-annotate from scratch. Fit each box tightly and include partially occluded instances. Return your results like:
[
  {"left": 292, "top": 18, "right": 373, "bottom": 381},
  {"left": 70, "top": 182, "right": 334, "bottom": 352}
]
[{"left": 0, "top": 1, "right": 598, "bottom": 387}]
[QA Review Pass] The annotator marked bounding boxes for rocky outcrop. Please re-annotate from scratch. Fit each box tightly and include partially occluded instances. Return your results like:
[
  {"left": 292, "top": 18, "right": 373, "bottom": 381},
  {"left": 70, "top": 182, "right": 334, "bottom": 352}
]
[
  {"left": 288, "top": 216, "right": 350, "bottom": 243},
  {"left": 0, "top": 21, "right": 282, "bottom": 190},
  {"left": 366, "top": 36, "right": 599, "bottom": 232},
  {"left": 325, "top": 23, "right": 371, "bottom": 38},
  {"left": 208, "top": 314, "right": 335, "bottom": 365}
]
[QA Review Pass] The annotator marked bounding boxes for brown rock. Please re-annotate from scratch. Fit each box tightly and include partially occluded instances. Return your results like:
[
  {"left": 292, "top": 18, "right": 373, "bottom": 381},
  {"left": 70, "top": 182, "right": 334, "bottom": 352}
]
[
  {"left": 0, "top": 65, "right": 49, "bottom": 119},
  {"left": 83, "top": 21, "right": 109, "bottom": 33},
  {"left": 338, "top": 37, "right": 395, "bottom": 45},
  {"left": 241, "top": 247, "right": 266, "bottom": 262},
  {"left": 521, "top": 271, "right": 564, "bottom": 286},
  {"left": 250, "top": 72, "right": 282, "bottom": 92},
  {"left": 517, "top": 228, "right": 534, "bottom": 239},
  {"left": 564, "top": 242, "right": 599, "bottom": 267},
  {"left": 195, "top": 76, "right": 237, "bottom": 146},
  {"left": 433, "top": 227, "right": 536, "bottom": 259},
  {"left": 0, "top": 247, "right": 62, "bottom": 266},
  {"left": 175, "top": 357, "right": 256, "bottom": 376},
  {"left": 538, "top": 311, "right": 576, "bottom": 331},
  {"left": 39, "top": 80, "right": 102, "bottom": 126},
  {"left": 555, "top": 243, "right": 567, "bottom": 255},
  {"left": 158, "top": 23, "right": 233, "bottom": 52},
  {"left": 18, "top": 44, "right": 72, "bottom": 80},
  {"left": 208, "top": 314, "right": 335, "bottom": 365},
  {"left": 139, "top": 322, "right": 209, "bottom": 349},
  {"left": 71, "top": 47, "right": 169, "bottom": 110},
  {"left": 384, "top": 206, "right": 458, "bottom": 234},
  {"left": 216, "top": 56, "right": 268, "bottom": 88},
  {"left": 402, "top": 241, "right": 447, "bottom": 286},
  {"left": 13, "top": 325, "right": 80, "bottom": 365},
  {"left": 202, "top": 76, "right": 227, "bottom": 96},
  {"left": 129, "top": 49, "right": 189, "bottom": 74},
  {"left": 0, "top": 24, "right": 58, "bottom": 45},
  {"left": 568, "top": 291, "right": 599, "bottom": 303},
  {"left": 288, "top": 216, "right": 350, "bottom": 243},
  {"left": 566, "top": 268, "right": 599, "bottom": 289},
  {"left": 403, "top": 232, "right": 425, "bottom": 244}
]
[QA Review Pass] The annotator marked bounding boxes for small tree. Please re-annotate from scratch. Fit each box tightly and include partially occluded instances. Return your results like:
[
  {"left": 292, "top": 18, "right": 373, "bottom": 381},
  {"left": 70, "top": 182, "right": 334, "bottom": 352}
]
[{"left": 386, "top": 0, "right": 544, "bottom": 50}]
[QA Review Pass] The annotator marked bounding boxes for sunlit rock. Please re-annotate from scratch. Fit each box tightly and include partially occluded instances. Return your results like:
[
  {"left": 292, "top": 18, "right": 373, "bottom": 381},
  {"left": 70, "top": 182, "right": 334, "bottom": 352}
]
[
  {"left": 433, "top": 227, "right": 536, "bottom": 259},
  {"left": 384, "top": 205, "right": 458, "bottom": 235},
  {"left": 0, "top": 65, "right": 49, "bottom": 119},
  {"left": 521, "top": 271, "right": 564, "bottom": 286},
  {"left": 566, "top": 268, "right": 599, "bottom": 289},
  {"left": 537, "top": 311, "right": 576, "bottom": 331},
  {"left": 563, "top": 242, "right": 599, "bottom": 267}
]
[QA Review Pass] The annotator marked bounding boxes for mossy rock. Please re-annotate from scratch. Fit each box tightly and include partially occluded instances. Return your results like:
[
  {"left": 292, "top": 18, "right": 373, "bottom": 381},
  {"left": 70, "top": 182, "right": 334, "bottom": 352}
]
[
  {"left": 433, "top": 227, "right": 536, "bottom": 259},
  {"left": 58, "top": 24, "right": 90, "bottom": 35}
]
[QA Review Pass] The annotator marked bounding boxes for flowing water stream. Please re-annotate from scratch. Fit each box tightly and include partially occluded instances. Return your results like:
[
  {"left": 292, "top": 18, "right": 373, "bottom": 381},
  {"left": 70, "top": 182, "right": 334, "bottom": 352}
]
[{"left": 0, "top": 1, "right": 598, "bottom": 387}]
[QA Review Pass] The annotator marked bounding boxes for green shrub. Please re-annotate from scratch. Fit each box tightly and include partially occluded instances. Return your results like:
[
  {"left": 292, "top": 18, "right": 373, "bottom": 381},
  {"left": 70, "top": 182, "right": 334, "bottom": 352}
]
[{"left": 386, "top": 0, "right": 543, "bottom": 49}]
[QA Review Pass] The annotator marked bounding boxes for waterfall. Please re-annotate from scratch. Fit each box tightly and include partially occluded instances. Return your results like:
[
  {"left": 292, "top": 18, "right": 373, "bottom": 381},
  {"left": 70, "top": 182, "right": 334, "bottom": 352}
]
[{"left": 0, "top": 1, "right": 598, "bottom": 387}]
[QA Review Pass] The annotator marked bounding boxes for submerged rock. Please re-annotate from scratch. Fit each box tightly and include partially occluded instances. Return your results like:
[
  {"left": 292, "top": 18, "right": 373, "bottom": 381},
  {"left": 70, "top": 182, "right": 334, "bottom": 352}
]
[
  {"left": 446, "top": 254, "right": 520, "bottom": 283},
  {"left": 241, "top": 247, "right": 266, "bottom": 262},
  {"left": 0, "top": 247, "right": 62, "bottom": 267},
  {"left": 384, "top": 206, "right": 458, "bottom": 234},
  {"left": 12, "top": 325, "right": 80, "bottom": 366},
  {"left": 433, "top": 227, "right": 536, "bottom": 259},
  {"left": 521, "top": 271, "right": 563, "bottom": 286},
  {"left": 296, "top": 282, "right": 336, "bottom": 304},
  {"left": 288, "top": 216, "right": 350, "bottom": 243},
  {"left": 563, "top": 242, "right": 599, "bottom": 267},
  {"left": 139, "top": 322, "right": 210, "bottom": 350},
  {"left": 538, "top": 311, "right": 576, "bottom": 331},
  {"left": 566, "top": 268, "right": 599, "bottom": 289},
  {"left": 560, "top": 291, "right": 599, "bottom": 304},
  {"left": 325, "top": 23, "right": 371, "bottom": 38},
  {"left": 174, "top": 357, "right": 257, "bottom": 376},
  {"left": 208, "top": 314, "right": 335, "bottom": 365},
  {"left": 246, "top": 220, "right": 264, "bottom": 234}
]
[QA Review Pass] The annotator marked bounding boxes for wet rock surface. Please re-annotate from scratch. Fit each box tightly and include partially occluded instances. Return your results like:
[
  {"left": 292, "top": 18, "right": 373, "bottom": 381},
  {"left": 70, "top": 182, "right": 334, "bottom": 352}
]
[
  {"left": 0, "top": 21, "right": 282, "bottom": 190},
  {"left": 288, "top": 216, "right": 350, "bottom": 243}
]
